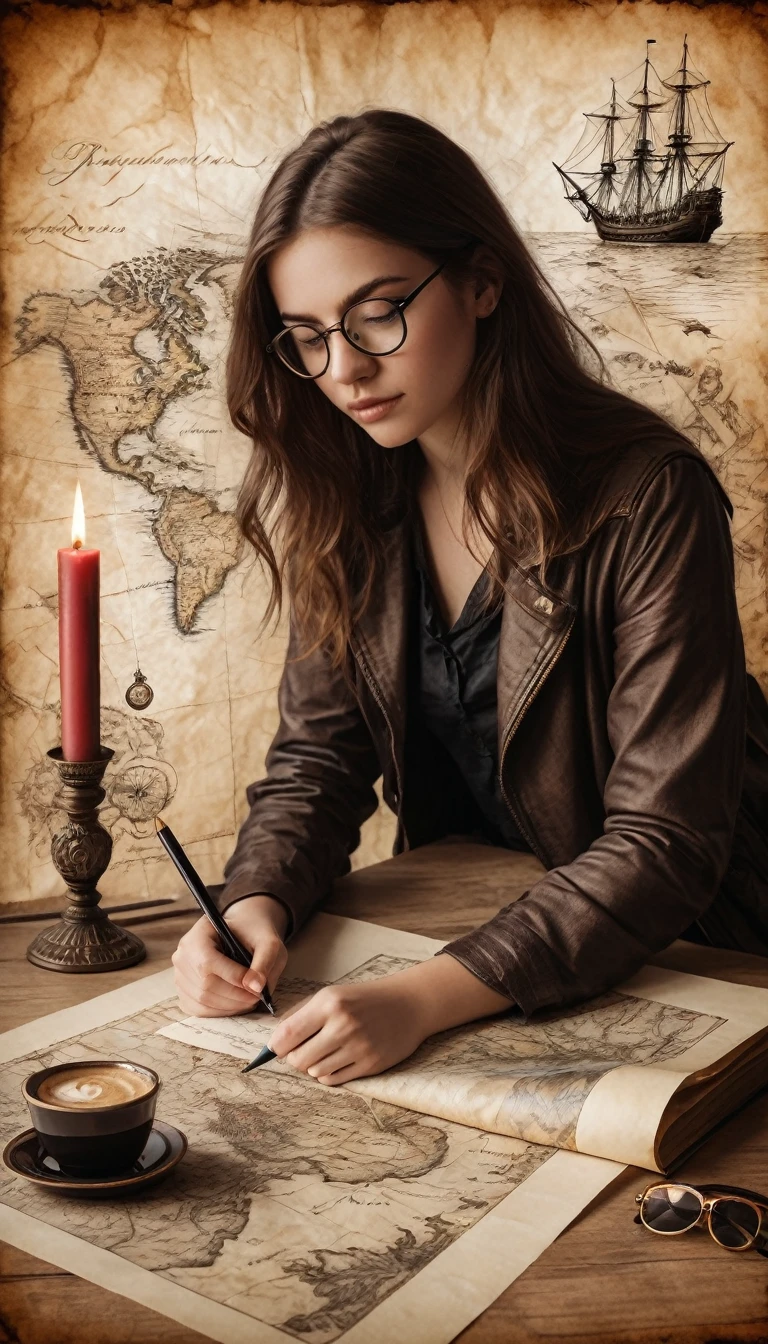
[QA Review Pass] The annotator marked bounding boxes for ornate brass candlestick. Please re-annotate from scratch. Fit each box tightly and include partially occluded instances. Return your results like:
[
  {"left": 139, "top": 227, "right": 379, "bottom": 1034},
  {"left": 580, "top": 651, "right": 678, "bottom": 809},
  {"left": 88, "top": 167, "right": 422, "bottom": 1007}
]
[{"left": 26, "top": 747, "right": 146, "bottom": 973}]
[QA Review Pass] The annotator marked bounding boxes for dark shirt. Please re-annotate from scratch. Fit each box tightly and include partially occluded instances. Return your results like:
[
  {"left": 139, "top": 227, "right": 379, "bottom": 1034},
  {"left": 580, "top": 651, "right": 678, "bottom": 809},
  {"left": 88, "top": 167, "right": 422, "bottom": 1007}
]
[{"left": 402, "top": 515, "right": 531, "bottom": 853}]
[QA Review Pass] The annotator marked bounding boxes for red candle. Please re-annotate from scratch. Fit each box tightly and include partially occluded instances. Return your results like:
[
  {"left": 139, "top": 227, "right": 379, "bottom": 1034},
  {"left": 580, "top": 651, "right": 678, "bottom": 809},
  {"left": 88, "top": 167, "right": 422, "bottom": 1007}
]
[{"left": 58, "top": 483, "right": 101, "bottom": 761}]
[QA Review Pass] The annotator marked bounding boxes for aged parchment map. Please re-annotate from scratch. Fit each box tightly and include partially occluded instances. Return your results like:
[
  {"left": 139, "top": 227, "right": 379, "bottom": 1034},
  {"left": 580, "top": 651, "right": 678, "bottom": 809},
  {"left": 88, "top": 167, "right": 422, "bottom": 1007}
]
[
  {"left": 1, "top": 1000, "right": 549, "bottom": 1341},
  {"left": 167, "top": 957, "right": 725, "bottom": 1150},
  {"left": 161, "top": 915, "right": 768, "bottom": 1171},
  {"left": 3, "top": 914, "right": 768, "bottom": 1342},
  {"left": 1, "top": 0, "right": 767, "bottom": 912},
  {"left": 0, "top": 917, "right": 626, "bottom": 1344}
]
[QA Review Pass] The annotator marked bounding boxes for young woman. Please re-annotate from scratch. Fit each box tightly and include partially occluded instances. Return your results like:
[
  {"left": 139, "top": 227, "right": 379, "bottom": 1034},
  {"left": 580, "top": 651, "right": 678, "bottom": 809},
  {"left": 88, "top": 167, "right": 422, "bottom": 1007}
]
[{"left": 172, "top": 109, "right": 768, "bottom": 1087}]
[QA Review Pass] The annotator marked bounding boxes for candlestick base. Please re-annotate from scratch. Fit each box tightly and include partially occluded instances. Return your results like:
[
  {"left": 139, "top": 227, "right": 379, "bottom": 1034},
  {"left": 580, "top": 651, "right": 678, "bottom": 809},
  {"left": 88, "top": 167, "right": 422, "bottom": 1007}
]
[{"left": 26, "top": 747, "right": 146, "bottom": 974}]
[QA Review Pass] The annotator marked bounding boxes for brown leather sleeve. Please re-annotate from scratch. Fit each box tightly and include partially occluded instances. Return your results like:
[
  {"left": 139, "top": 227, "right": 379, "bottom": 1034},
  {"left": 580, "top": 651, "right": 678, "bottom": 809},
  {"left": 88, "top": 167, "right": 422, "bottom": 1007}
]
[
  {"left": 216, "top": 613, "right": 382, "bottom": 939},
  {"left": 440, "top": 457, "right": 747, "bottom": 1015}
]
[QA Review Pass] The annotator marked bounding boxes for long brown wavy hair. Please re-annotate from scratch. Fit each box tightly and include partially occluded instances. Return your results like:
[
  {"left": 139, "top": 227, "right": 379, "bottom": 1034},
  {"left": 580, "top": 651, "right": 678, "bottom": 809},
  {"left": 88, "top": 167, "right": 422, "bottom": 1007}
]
[{"left": 227, "top": 108, "right": 690, "bottom": 668}]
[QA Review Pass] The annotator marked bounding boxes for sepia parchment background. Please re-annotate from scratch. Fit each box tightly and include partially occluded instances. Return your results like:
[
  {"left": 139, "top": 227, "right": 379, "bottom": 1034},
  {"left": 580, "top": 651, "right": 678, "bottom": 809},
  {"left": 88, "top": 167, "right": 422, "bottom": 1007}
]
[{"left": 1, "top": 0, "right": 766, "bottom": 907}]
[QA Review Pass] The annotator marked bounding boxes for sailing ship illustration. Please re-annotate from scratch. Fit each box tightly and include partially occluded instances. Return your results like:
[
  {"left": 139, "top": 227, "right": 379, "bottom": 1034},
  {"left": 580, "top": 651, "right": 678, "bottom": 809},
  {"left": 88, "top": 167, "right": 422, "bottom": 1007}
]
[{"left": 553, "top": 37, "right": 733, "bottom": 243}]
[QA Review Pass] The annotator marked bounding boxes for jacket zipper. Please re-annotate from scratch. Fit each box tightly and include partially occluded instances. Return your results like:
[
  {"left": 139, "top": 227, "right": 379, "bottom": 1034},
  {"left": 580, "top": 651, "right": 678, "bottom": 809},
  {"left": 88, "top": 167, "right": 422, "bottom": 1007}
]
[
  {"left": 351, "top": 643, "right": 408, "bottom": 850},
  {"left": 498, "top": 616, "right": 576, "bottom": 866}
]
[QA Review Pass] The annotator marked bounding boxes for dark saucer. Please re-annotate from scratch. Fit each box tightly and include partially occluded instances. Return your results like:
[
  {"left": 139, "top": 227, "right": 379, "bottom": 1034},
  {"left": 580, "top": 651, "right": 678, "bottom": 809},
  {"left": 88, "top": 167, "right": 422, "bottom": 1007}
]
[{"left": 2, "top": 1120, "right": 187, "bottom": 1197}]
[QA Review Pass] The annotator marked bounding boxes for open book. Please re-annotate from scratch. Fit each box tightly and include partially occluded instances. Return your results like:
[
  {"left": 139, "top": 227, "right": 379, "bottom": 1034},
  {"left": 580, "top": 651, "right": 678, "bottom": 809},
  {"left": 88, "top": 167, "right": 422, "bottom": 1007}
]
[{"left": 159, "top": 913, "right": 768, "bottom": 1172}]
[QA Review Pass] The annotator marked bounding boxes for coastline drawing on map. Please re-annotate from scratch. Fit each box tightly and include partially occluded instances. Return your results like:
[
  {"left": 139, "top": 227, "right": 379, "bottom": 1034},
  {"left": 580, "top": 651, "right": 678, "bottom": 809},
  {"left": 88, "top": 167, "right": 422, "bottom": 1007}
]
[
  {"left": 163, "top": 955, "right": 724, "bottom": 1151},
  {"left": 15, "top": 248, "right": 245, "bottom": 635},
  {"left": 0, "top": 985, "right": 554, "bottom": 1341},
  {"left": 3, "top": 914, "right": 768, "bottom": 1342}
]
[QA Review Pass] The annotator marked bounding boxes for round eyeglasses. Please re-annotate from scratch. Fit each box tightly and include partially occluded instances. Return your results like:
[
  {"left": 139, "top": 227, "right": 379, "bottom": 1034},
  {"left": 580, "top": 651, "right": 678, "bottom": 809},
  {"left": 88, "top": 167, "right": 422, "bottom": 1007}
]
[
  {"left": 265, "top": 258, "right": 449, "bottom": 379},
  {"left": 635, "top": 1181, "right": 768, "bottom": 1256}
]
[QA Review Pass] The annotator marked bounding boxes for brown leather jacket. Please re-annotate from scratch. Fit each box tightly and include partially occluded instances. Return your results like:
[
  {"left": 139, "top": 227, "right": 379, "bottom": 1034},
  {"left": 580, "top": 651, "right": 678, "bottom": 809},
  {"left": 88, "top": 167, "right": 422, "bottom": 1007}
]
[{"left": 217, "top": 439, "right": 768, "bottom": 1016}]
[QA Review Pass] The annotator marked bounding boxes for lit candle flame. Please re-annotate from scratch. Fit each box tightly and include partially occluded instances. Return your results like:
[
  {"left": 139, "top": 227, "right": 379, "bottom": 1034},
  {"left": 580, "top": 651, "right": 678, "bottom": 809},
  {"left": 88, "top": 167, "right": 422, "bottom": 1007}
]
[{"left": 71, "top": 482, "right": 86, "bottom": 549}]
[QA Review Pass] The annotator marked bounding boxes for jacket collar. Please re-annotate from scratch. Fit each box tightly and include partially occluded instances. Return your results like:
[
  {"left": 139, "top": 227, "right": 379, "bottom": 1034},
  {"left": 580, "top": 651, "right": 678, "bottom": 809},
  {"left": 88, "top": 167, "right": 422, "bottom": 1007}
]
[
  {"left": 349, "top": 438, "right": 730, "bottom": 764},
  {"left": 349, "top": 516, "right": 580, "bottom": 763},
  {"left": 495, "top": 554, "right": 580, "bottom": 754},
  {"left": 349, "top": 519, "right": 411, "bottom": 753}
]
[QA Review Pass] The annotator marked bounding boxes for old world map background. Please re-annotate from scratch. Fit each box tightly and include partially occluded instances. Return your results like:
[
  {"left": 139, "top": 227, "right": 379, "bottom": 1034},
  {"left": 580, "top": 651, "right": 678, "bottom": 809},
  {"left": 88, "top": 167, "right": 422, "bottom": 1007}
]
[{"left": 1, "top": 0, "right": 766, "bottom": 906}]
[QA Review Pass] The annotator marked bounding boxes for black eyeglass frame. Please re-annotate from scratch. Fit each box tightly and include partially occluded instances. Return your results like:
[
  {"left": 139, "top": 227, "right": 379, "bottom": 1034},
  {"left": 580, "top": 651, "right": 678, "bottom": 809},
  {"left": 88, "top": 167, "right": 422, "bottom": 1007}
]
[
  {"left": 634, "top": 1181, "right": 768, "bottom": 1257},
  {"left": 265, "top": 241, "right": 478, "bottom": 379}
]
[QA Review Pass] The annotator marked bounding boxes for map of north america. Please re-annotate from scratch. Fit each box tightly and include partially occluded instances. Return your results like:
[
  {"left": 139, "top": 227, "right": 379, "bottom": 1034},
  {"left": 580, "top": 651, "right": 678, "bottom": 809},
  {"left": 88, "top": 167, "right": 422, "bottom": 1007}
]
[{"left": 16, "top": 248, "right": 245, "bottom": 633}]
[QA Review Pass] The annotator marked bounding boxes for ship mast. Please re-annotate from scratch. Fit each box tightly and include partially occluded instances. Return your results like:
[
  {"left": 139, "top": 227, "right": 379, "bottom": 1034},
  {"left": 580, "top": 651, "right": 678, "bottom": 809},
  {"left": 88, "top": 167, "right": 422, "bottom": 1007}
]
[
  {"left": 553, "top": 35, "right": 733, "bottom": 237},
  {"left": 604, "top": 81, "right": 618, "bottom": 170},
  {"left": 637, "top": 40, "right": 653, "bottom": 214},
  {"left": 670, "top": 34, "right": 691, "bottom": 201},
  {"left": 627, "top": 38, "right": 662, "bottom": 217},
  {"left": 658, "top": 34, "right": 733, "bottom": 210},
  {"left": 590, "top": 80, "right": 624, "bottom": 211},
  {"left": 552, "top": 78, "right": 631, "bottom": 220}
]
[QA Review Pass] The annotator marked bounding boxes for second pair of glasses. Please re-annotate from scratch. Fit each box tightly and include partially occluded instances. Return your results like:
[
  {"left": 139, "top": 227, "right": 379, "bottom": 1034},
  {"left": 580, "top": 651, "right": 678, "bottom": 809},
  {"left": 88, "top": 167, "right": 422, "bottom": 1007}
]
[{"left": 635, "top": 1180, "right": 768, "bottom": 1256}]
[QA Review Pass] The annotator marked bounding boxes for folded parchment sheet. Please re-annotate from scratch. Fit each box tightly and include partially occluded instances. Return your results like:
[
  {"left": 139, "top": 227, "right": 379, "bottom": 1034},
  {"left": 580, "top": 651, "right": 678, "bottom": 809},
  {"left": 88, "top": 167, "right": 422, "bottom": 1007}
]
[{"left": 0, "top": 915, "right": 626, "bottom": 1344}]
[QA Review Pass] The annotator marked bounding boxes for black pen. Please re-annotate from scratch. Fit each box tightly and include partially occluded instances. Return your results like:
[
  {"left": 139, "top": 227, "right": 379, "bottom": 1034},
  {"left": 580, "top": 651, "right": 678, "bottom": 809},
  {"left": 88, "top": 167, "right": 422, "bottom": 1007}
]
[
  {"left": 243, "top": 1027, "right": 327, "bottom": 1073},
  {"left": 154, "top": 816, "right": 275, "bottom": 1016},
  {"left": 241, "top": 1044, "right": 277, "bottom": 1074}
]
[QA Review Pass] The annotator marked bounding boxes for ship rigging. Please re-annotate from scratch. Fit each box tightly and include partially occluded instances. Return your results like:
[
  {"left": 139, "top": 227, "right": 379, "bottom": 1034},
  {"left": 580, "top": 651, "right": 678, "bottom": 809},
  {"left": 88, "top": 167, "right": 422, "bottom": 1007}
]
[{"left": 553, "top": 37, "right": 733, "bottom": 243}]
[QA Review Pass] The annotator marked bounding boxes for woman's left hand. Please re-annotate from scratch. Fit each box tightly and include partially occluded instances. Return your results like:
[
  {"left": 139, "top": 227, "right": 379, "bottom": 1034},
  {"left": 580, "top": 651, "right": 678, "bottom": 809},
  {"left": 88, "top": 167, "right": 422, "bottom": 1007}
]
[
  {"left": 267, "top": 954, "right": 515, "bottom": 1085},
  {"left": 267, "top": 972, "right": 430, "bottom": 1085}
]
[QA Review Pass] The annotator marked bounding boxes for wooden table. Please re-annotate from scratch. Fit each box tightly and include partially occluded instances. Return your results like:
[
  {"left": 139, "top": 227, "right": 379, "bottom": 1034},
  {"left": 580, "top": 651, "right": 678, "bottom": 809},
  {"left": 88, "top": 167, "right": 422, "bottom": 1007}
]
[{"left": 2, "top": 841, "right": 767, "bottom": 1344}]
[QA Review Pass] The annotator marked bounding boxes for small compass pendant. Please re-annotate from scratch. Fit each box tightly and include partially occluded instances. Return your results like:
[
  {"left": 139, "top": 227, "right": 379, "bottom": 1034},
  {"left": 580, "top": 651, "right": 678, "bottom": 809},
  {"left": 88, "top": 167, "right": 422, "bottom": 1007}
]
[{"left": 125, "top": 668, "right": 154, "bottom": 711}]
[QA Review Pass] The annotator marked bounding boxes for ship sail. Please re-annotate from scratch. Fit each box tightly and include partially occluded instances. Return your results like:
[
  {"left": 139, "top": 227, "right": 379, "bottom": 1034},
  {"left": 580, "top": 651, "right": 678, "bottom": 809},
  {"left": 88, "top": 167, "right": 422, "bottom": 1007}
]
[
  {"left": 553, "top": 35, "right": 733, "bottom": 243},
  {"left": 653, "top": 36, "right": 731, "bottom": 212},
  {"left": 615, "top": 39, "right": 669, "bottom": 217},
  {"left": 552, "top": 81, "right": 634, "bottom": 220}
]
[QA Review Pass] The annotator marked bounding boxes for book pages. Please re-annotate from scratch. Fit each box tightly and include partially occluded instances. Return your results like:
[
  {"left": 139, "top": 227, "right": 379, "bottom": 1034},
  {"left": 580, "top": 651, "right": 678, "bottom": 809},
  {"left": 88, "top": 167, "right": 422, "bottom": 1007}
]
[{"left": 161, "top": 914, "right": 768, "bottom": 1171}]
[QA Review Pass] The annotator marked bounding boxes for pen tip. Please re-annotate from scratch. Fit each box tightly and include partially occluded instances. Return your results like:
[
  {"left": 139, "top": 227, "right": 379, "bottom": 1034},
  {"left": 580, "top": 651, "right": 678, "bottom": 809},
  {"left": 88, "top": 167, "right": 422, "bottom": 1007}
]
[
  {"left": 241, "top": 1045, "right": 275, "bottom": 1073},
  {"left": 155, "top": 817, "right": 165, "bottom": 833}
]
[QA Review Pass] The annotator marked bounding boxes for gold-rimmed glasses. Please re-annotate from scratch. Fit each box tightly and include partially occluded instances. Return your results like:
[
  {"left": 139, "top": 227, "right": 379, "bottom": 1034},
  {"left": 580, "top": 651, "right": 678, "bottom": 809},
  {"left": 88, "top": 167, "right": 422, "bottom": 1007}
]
[{"left": 634, "top": 1181, "right": 768, "bottom": 1257}]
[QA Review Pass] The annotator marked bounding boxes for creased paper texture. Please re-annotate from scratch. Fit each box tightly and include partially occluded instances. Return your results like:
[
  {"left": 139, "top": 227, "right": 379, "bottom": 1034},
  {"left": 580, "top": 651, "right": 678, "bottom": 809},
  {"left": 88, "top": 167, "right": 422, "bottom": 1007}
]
[
  {"left": 1, "top": 0, "right": 767, "bottom": 906},
  {"left": 0, "top": 918, "right": 623, "bottom": 1344},
  {"left": 160, "top": 915, "right": 768, "bottom": 1173}
]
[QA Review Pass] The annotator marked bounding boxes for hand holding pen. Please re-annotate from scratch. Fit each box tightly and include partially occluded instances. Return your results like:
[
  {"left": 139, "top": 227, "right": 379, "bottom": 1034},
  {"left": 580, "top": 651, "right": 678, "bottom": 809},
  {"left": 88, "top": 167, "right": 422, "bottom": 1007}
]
[
  {"left": 241, "top": 951, "right": 515, "bottom": 1081},
  {"left": 156, "top": 818, "right": 287, "bottom": 1018}
]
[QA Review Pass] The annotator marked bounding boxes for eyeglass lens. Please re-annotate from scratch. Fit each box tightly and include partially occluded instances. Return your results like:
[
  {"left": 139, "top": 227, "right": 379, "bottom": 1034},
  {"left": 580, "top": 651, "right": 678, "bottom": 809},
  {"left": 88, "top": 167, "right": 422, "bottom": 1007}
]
[
  {"left": 643, "top": 1186, "right": 761, "bottom": 1249},
  {"left": 274, "top": 300, "right": 406, "bottom": 376},
  {"left": 642, "top": 1185, "right": 702, "bottom": 1232},
  {"left": 710, "top": 1199, "right": 760, "bottom": 1249}
]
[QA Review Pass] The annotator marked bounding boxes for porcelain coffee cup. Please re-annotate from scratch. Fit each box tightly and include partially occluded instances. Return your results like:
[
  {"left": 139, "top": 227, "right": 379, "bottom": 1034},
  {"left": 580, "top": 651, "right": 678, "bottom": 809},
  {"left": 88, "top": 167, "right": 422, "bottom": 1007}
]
[{"left": 23, "top": 1060, "right": 160, "bottom": 1177}]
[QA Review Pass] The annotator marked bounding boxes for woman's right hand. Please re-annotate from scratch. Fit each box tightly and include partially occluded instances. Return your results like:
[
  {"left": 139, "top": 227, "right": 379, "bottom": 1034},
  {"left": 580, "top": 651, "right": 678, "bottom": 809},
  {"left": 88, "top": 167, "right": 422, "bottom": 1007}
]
[{"left": 172, "top": 894, "right": 289, "bottom": 1017}]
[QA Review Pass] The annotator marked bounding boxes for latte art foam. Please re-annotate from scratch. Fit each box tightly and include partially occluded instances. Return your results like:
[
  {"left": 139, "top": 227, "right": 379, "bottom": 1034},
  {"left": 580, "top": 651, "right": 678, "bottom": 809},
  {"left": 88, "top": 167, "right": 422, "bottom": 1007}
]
[
  {"left": 55, "top": 1080, "right": 105, "bottom": 1104},
  {"left": 36, "top": 1065, "right": 153, "bottom": 1109}
]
